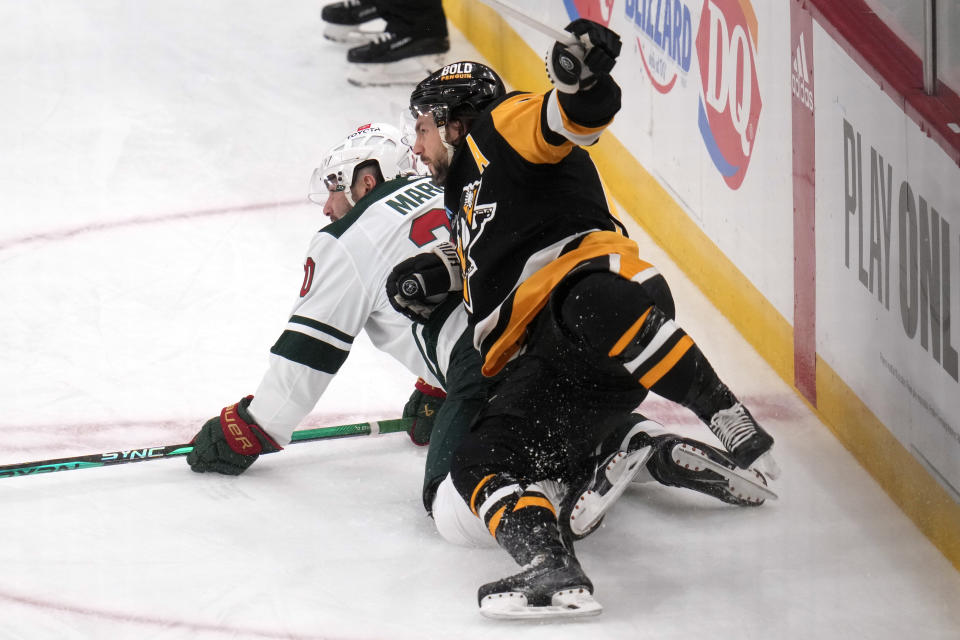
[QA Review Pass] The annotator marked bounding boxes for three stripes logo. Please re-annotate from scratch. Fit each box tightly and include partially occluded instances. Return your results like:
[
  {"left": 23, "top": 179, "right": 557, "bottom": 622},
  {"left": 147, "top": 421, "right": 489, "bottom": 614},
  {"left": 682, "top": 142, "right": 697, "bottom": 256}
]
[{"left": 791, "top": 32, "right": 814, "bottom": 112}]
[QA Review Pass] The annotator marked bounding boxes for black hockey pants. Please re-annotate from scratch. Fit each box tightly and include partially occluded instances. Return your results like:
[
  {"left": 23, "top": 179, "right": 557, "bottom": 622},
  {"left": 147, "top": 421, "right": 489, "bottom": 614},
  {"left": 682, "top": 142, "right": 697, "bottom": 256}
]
[
  {"left": 373, "top": 0, "right": 447, "bottom": 38},
  {"left": 450, "top": 269, "right": 729, "bottom": 513}
]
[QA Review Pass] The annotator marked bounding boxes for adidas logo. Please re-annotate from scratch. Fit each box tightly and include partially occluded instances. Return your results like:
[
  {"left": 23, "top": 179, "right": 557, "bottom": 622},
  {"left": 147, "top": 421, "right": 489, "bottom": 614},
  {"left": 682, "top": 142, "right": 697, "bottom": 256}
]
[{"left": 791, "top": 32, "right": 814, "bottom": 112}]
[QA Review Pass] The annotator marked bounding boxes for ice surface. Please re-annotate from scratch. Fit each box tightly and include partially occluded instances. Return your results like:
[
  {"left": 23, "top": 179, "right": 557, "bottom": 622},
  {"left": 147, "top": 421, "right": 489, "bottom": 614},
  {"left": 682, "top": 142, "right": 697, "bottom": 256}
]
[{"left": 1, "top": 2, "right": 958, "bottom": 638}]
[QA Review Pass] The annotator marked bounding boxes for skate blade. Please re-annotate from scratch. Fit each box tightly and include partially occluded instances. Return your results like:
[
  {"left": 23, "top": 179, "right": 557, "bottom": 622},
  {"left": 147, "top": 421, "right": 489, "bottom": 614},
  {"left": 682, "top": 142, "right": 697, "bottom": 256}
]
[
  {"left": 568, "top": 446, "right": 653, "bottom": 537},
  {"left": 480, "top": 589, "right": 603, "bottom": 620},
  {"left": 673, "top": 444, "right": 778, "bottom": 503},
  {"left": 754, "top": 450, "right": 782, "bottom": 480},
  {"left": 346, "top": 54, "right": 446, "bottom": 87},
  {"left": 322, "top": 23, "right": 384, "bottom": 44}
]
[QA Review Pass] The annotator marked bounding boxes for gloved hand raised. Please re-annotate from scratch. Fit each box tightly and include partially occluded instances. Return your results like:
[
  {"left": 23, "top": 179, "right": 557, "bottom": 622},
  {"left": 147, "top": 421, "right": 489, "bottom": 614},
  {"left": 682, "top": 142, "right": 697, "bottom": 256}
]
[
  {"left": 546, "top": 18, "right": 622, "bottom": 93},
  {"left": 187, "top": 396, "right": 283, "bottom": 475},
  {"left": 387, "top": 242, "right": 462, "bottom": 324},
  {"left": 403, "top": 378, "right": 447, "bottom": 446}
]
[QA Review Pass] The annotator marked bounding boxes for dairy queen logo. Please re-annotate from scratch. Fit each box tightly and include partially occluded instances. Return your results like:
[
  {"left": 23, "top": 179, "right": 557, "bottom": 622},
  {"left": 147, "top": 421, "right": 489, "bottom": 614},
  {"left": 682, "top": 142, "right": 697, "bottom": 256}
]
[
  {"left": 562, "top": 0, "right": 614, "bottom": 25},
  {"left": 695, "top": 0, "right": 762, "bottom": 190}
]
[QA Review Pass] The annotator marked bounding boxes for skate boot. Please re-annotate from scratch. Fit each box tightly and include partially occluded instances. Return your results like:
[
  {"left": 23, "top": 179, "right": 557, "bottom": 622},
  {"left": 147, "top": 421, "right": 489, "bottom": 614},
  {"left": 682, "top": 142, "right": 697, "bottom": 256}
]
[
  {"left": 478, "top": 550, "right": 601, "bottom": 620},
  {"left": 563, "top": 435, "right": 655, "bottom": 540},
  {"left": 564, "top": 415, "right": 778, "bottom": 537},
  {"left": 321, "top": 0, "right": 381, "bottom": 43},
  {"left": 346, "top": 32, "right": 449, "bottom": 86},
  {"left": 646, "top": 436, "right": 777, "bottom": 505},
  {"left": 472, "top": 476, "right": 601, "bottom": 619},
  {"left": 708, "top": 402, "right": 778, "bottom": 476}
]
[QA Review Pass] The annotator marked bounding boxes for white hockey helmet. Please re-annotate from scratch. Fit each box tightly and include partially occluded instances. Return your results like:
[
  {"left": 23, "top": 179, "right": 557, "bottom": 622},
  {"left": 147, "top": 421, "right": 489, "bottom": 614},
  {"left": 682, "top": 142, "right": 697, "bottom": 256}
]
[{"left": 308, "top": 122, "right": 419, "bottom": 206}]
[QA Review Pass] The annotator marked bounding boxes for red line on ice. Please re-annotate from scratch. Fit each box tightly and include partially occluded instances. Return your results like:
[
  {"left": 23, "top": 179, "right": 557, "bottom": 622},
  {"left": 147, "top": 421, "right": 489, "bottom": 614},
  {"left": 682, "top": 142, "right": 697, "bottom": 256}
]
[
  {"left": 0, "top": 413, "right": 402, "bottom": 460},
  {"left": 0, "top": 198, "right": 306, "bottom": 252},
  {"left": 0, "top": 398, "right": 801, "bottom": 459},
  {"left": 0, "top": 588, "right": 352, "bottom": 640}
]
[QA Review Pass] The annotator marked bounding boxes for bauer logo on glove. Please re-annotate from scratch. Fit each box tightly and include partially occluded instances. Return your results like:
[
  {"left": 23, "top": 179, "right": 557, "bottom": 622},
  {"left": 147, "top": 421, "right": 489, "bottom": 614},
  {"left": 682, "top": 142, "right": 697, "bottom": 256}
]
[{"left": 187, "top": 396, "right": 283, "bottom": 475}]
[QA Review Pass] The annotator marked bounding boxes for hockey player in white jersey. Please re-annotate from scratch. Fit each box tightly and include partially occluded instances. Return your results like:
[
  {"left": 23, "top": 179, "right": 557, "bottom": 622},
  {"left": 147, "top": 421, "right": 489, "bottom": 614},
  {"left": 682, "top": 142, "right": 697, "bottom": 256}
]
[
  {"left": 184, "top": 122, "right": 495, "bottom": 539},
  {"left": 184, "top": 124, "right": 452, "bottom": 468},
  {"left": 184, "top": 121, "right": 773, "bottom": 553}
]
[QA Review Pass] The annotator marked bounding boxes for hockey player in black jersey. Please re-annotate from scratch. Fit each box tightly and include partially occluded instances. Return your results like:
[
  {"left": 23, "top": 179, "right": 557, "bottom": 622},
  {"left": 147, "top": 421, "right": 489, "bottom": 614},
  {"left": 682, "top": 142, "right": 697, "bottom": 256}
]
[
  {"left": 183, "top": 121, "right": 771, "bottom": 558},
  {"left": 388, "top": 19, "right": 780, "bottom": 619}
]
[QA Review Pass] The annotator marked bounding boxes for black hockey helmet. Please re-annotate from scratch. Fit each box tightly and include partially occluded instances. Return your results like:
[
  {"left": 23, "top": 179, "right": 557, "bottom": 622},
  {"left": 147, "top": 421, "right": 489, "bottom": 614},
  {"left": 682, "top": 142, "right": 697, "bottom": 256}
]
[{"left": 409, "top": 61, "right": 505, "bottom": 126}]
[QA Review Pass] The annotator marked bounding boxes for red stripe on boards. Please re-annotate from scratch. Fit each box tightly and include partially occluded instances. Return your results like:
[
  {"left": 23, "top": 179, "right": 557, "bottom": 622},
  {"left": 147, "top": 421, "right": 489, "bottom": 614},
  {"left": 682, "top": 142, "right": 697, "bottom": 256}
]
[{"left": 791, "top": 0, "right": 817, "bottom": 405}]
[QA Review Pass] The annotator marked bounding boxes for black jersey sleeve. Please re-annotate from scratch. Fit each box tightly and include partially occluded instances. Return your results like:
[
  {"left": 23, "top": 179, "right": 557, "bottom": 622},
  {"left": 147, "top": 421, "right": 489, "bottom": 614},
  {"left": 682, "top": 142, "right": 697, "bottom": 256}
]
[{"left": 556, "top": 75, "right": 622, "bottom": 129}]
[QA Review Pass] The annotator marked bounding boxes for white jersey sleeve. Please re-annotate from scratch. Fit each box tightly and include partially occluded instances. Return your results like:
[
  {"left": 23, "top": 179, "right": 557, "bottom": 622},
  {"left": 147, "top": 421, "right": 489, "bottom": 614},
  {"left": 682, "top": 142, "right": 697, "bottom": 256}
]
[{"left": 248, "top": 176, "right": 454, "bottom": 444}]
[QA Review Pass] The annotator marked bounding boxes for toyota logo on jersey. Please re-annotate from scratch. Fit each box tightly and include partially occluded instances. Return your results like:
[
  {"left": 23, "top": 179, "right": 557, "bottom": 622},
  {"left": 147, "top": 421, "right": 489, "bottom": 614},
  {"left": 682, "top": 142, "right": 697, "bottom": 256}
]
[{"left": 695, "top": 0, "right": 762, "bottom": 190}]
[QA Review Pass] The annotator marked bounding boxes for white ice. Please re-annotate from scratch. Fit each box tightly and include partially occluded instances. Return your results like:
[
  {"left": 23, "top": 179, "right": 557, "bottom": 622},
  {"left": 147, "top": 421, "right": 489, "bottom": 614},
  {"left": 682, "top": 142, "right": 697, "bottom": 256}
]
[{"left": 1, "top": 2, "right": 958, "bottom": 638}]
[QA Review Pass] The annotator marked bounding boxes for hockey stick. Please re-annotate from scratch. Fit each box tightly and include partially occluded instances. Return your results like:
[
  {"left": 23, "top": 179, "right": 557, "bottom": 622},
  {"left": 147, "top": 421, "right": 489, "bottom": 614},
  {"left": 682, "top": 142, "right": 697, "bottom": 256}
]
[
  {"left": 477, "top": 0, "right": 579, "bottom": 46},
  {"left": 0, "top": 417, "right": 412, "bottom": 479}
]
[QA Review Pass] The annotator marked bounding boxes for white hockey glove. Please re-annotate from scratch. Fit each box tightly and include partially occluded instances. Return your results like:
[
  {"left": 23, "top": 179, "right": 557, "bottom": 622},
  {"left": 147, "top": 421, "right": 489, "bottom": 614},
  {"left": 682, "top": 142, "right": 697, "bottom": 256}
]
[
  {"left": 545, "top": 19, "right": 622, "bottom": 94},
  {"left": 387, "top": 242, "right": 463, "bottom": 324}
]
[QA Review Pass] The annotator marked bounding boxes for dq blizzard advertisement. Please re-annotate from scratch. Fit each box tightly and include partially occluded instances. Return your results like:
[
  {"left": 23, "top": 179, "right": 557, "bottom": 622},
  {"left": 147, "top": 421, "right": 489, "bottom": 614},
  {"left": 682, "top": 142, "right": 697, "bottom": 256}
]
[{"left": 567, "top": 0, "right": 766, "bottom": 190}]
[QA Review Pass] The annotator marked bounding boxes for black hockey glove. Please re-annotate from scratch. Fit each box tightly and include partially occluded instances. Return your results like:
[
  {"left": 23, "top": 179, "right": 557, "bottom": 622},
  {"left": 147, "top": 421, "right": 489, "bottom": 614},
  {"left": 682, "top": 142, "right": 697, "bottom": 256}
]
[
  {"left": 387, "top": 242, "right": 462, "bottom": 324},
  {"left": 187, "top": 396, "right": 283, "bottom": 475},
  {"left": 546, "top": 18, "right": 622, "bottom": 94},
  {"left": 403, "top": 378, "right": 447, "bottom": 446}
]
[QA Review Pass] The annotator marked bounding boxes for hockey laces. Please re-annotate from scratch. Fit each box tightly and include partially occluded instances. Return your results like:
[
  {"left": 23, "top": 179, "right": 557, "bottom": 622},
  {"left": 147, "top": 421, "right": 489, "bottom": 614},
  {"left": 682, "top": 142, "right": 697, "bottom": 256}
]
[
  {"left": 370, "top": 31, "right": 397, "bottom": 45},
  {"left": 710, "top": 404, "right": 757, "bottom": 451}
]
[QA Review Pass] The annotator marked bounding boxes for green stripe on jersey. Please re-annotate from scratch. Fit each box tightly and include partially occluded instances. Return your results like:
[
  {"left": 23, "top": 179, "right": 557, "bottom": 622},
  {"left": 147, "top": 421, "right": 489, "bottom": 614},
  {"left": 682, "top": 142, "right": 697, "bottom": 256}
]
[
  {"left": 289, "top": 315, "right": 354, "bottom": 343},
  {"left": 412, "top": 295, "right": 460, "bottom": 386},
  {"left": 271, "top": 330, "right": 350, "bottom": 373}
]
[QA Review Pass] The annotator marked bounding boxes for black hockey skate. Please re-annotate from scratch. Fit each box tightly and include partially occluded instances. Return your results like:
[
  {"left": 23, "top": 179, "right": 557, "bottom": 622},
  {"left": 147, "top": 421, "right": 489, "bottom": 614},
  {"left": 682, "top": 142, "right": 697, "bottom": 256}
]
[
  {"left": 321, "top": 0, "right": 378, "bottom": 24},
  {"left": 563, "top": 438, "right": 655, "bottom": 540},
  {"left": 478, "top": 551, "right": 601, "bottom": 620},
  {"left": 347, "top": 32, "right": 449, "bottom": 64},
  {"left": 321, "top": 0, "right": 380, "bottom": 43},
  {"left": 563, "top": 425, "right": 777, "bottom": 538},
  {"left": 708, "top": 402, "right": 776, "bottom": 471},
  {"left": 646, "top": 436, "right": 777, "bottom": 506},
  {"left": 346, "top": 32, "right": 449, "bottom": 86}
]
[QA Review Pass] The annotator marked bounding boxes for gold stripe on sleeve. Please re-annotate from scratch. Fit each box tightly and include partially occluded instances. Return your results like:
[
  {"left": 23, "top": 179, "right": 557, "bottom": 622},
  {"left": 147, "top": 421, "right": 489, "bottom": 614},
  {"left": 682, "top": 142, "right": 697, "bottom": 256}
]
[{"left": 491, "top": 93, "right": 573, "bottom": 164}]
